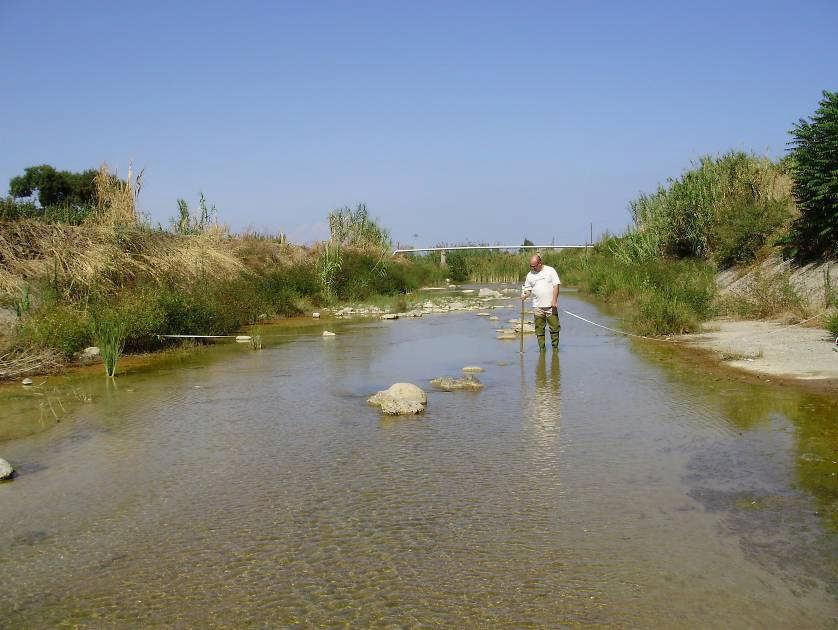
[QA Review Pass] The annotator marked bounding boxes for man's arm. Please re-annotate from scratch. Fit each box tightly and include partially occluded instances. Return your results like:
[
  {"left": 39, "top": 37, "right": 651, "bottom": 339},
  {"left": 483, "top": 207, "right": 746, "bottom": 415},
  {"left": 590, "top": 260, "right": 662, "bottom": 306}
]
[
  {"left": 521, "top": 274, "right": 533, "bottom": 298},
  {"left": 550, "top": 269, "right": 560, "bottom": 312}
]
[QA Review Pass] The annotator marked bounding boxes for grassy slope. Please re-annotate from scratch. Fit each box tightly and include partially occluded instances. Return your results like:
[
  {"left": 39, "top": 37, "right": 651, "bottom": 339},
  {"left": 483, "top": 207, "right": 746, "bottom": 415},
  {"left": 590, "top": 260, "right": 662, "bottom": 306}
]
[{"left": 0, "top": 221, "right": 446, "bottom": 374}]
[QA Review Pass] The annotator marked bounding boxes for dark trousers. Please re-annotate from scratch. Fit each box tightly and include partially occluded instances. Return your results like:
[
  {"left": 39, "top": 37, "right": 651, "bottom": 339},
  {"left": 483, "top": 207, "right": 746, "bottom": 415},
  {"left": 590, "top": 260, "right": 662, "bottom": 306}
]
[{"left": 534, "top": 308, "right": 560, "bottom": 350}]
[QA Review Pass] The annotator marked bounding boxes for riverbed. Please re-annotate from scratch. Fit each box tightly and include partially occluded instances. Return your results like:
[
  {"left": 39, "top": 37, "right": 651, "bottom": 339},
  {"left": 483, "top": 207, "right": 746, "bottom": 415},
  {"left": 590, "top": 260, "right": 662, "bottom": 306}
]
[{"left": 0, "top": 294, "right": 835, "bottom": 627}]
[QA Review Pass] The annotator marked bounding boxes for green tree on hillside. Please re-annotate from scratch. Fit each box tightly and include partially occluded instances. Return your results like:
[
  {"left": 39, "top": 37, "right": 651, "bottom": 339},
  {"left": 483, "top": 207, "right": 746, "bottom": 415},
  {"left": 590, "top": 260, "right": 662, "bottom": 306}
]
[
  {"left": 786, "top": 90, "right": 838, "bottom": 261},
  {"left": 9, "top": 165, "right": 98, "bottom": 208}
]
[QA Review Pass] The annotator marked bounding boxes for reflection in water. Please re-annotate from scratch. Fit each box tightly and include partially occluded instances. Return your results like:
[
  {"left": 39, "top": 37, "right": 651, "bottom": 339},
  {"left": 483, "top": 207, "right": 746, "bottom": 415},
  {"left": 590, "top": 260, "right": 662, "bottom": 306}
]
[{"left": 527, "top": 353, "right": 561, "bottom": 443}]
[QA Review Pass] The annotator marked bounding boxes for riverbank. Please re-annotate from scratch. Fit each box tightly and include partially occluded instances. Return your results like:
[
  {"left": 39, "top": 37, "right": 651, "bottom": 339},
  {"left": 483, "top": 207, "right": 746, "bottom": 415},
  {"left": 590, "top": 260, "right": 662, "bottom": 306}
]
[
  {"left": 675, "top": 319, "right": 837, "bottom": 391},
  {"left": 0, "top": 211, "right": 449, "bottom": 379},
  {"left": 0, "top": 289, "right": 506, "bottom": 383}
]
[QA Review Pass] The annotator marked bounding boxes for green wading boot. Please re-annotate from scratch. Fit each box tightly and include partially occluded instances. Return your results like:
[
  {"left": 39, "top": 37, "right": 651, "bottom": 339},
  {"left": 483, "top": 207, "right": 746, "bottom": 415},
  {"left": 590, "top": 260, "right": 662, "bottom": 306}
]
[
  {"left": 547, "top": 313, "right": 560, "bottom": 350},
  {"left": 534, "top": 312, "right": 548, "bottom": 351}
]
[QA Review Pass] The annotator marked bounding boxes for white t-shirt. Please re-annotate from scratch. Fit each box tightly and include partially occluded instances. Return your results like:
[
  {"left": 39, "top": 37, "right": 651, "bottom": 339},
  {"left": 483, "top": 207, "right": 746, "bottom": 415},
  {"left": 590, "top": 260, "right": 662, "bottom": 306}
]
[{"left": 522, "top": 264, "right": 561, "bottom": 308}]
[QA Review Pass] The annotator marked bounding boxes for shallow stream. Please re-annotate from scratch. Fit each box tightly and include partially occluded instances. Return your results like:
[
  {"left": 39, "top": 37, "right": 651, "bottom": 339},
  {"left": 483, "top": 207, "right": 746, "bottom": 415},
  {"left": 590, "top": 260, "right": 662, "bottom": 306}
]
[{"left": 0, "top": 294, "right": 835, "bottom": 626}]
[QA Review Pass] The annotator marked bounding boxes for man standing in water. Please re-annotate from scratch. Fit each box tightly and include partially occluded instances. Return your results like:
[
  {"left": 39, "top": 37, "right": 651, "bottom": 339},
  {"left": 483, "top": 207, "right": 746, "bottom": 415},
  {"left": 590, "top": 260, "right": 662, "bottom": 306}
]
[{"left": 521, "top": 254, "right": 561, "bottom": 351}]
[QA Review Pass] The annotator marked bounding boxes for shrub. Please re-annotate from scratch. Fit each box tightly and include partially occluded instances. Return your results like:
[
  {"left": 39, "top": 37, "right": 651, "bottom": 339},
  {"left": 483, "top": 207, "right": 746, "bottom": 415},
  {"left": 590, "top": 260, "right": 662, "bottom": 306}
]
[
  {"left": 252, "top": 264, "right": 320, "bottom": 316},
  {"left": 446, "top": 250, "right": 471, "bottom": 283},
  {"left": 785, "top": 90, "right": 838, "bottom": 261},
  {"left": 18, "top": 304, "right": 91, "bottom": 359},
  {"left": 826, "top": 313, "right": 838, "bottom": 337},
  {"left": 629, "top": 152, "right": 795, "bottom": 267},
  {"left": 155, "top": 280, "right": 257, "bottom": 336},
  {"left": 102, "top": 290, "right": 167, "bottom": 353}
]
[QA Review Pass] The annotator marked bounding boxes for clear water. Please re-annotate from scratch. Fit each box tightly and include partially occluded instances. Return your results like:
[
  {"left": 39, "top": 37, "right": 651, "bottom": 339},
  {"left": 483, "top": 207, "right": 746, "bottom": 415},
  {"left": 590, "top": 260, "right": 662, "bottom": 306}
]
[{"left": 0, "top": 295, "right": 835, "bottom": 627}]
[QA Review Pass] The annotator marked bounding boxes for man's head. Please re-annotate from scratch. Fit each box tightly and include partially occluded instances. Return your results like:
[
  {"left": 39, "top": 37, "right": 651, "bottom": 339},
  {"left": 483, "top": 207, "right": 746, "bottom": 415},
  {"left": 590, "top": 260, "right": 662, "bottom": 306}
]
[{"left": 529, "top": 254, "right": 543, "bottom": 272}]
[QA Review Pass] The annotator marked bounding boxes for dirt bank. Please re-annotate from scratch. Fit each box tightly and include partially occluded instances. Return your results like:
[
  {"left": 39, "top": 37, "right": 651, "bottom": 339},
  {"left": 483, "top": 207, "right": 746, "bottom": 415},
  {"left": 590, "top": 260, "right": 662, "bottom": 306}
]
[{"left": 677, "top": 319, "right": 837, "bottom": 389}]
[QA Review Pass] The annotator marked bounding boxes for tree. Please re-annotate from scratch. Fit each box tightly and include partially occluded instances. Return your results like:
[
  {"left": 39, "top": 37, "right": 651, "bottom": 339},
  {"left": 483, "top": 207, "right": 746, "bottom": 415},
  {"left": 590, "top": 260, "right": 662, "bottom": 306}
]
[
  {"left": 9, "top": 164, "right": 98, "bottom": 209},
  {"left": 519, "top": 238, "right": 534, "bottom": 254},
  {"left": 786, "top": 91, "right": 838, "bottom": 261}
]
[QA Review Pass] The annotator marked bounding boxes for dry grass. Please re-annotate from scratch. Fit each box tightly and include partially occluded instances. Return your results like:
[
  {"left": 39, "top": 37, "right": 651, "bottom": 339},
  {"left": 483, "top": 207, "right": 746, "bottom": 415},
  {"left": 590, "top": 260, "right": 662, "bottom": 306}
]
[
  {"left": 0, "top": 346, "right": 62, "bottom": 380},
  {"left": 0, "top": 220, "right": 246, "bottom": 302},
  {"left": 92, "top": 162, "right": 142, "bottom": 226},
  {"left": 232, "top": 231, "right": 309, "bottom": 274}
]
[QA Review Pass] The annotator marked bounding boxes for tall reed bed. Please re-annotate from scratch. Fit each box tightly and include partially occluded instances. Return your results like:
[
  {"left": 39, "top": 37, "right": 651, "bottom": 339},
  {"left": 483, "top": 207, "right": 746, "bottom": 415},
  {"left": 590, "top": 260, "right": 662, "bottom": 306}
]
[
  {"left": 629, "top": 152, "right": 795, "bottom": 267},
  {"left": 91, "top": 313, "right": 127, "bottom": 377},
  {"left": 556, "top": 242, "right": 716, "bottom": 335}
]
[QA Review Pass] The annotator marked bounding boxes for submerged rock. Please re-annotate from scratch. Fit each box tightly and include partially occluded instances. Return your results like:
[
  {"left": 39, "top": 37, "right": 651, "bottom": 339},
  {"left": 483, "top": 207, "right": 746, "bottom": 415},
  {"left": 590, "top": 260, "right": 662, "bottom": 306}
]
[
  {"left": 381, "top": 310, "right": 423, "bottom": 320},
  {"left": 0, "top": 458, "right": 14, "bottom": 481},
  {"left": 430, "top": 375, "right": 484, "bottom": 391},
  {"left": 478, "top": 288, "right": 502, "bottom": 298},
  {"left": 368, "top": 383, "right": 427, "bottom": 415},
  {"left": 322, "top": 330, "right": 336, "bottom": 337},
  {"left": 462, "top": 366, "right": 484, "bottom": 373}
]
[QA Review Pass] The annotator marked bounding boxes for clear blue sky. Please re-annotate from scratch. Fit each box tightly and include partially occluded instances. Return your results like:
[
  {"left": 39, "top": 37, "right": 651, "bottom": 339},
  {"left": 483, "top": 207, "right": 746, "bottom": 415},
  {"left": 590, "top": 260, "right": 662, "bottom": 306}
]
[{"left": 1, "top": 1, "right": 835, "bottom": 245}]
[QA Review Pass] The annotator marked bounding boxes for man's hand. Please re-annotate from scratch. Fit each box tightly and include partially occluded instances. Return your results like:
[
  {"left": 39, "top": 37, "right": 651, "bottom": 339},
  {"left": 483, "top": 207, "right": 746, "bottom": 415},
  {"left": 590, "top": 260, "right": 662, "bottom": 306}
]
[{"left": 550, "top": 305, "right": 558, "bottom": 315}]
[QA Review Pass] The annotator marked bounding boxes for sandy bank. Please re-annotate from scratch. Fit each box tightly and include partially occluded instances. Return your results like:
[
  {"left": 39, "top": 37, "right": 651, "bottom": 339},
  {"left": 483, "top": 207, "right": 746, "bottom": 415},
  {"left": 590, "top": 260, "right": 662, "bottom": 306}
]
[{"left": 678, "top": 319, "right": 837, "bottom": 387}]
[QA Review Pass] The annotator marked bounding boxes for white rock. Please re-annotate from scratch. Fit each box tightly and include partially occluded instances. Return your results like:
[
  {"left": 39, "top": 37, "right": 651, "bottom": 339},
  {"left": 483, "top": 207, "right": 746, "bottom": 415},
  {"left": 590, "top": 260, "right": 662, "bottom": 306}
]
[
  {"left": 461, "top": 289, "right": 475, "bottom": 294},
  {"left": 82, "top": 346, "right": 100, "bottom": 358},
  {"left": 0, "top": 458, "right": 14, "bottom": 480},
  {"left": 312, "top": 312, "right": 320, "bottom": 318},
  {"left": 322, "top": 330, "right": 336, "bottom": 337},
  {"left": 381, "top": 313, "right": 399, "bottom": 320},
  {"left": 22, "top": 378, "right": 33, "bottom": 386},
  {"left": 478, "top": 288, "right": 502, "bottom": 298},
  {"left": 462, "top": 366, "right": 484, "bottom": 373},
  {"left": 368, "top": 383, "right": 427, "bottom": 415},
  {"left": 488, "top": 316, "right": 499, "bottom": 321}
]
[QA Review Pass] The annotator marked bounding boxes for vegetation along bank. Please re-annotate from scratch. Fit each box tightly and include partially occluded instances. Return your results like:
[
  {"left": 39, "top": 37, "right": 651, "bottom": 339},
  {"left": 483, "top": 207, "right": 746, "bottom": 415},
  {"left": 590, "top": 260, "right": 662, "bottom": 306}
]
[{"left": 1, "top": 92, "right": 835, "bottom": 384}]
